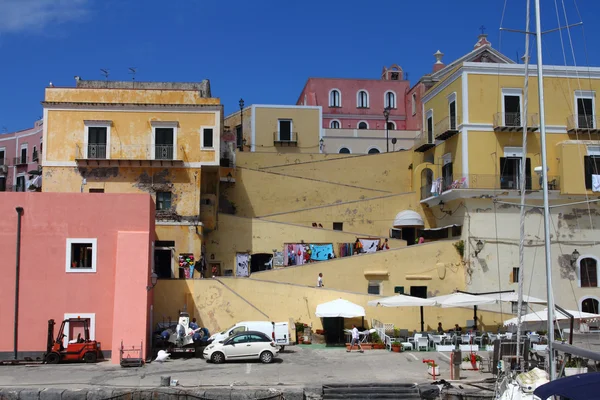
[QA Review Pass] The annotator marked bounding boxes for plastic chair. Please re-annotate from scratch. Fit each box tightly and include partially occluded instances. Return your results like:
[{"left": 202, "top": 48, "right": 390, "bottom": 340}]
[
  {"left": 461, "top": 334, "right": 471, "bottom": 344},
  {"left": 409, "top": 333, "right": 422, "bottom": 344},
  {"left": 417, "top": 336, "right": 429, "bottom": 351}
]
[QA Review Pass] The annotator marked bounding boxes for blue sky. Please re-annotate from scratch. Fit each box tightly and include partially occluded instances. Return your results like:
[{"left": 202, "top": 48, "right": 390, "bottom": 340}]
[{"left": 0, "top": 0, "right": 599, "bottom": 132}]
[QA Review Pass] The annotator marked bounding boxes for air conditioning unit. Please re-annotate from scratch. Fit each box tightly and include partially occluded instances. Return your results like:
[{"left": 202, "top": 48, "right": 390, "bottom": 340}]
[{"left": 0, "top": 165, "right": 8, "bottom": 175}]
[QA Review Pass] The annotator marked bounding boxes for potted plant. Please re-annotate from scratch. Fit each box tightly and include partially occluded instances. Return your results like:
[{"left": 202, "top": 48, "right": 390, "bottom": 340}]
[
  {"left": 461, "top": 354, "right": 482, "bottom": 370},
  {"left": 427, "top": 361, "right": 439, "bottom": 376},
  {"left": 391, "top": 341, "right": 402, "bottom": 353},
  {"left": 371, "top": 332, "right": 384, "bottom": 349},
  {"left": 564, "top": 358, "right": 587, "bottom": 376}
]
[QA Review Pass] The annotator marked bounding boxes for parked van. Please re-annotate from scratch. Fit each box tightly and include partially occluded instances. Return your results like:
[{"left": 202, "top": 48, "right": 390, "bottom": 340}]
[{"left": 208, "top": 321, "right": 290, "bottom": 349}]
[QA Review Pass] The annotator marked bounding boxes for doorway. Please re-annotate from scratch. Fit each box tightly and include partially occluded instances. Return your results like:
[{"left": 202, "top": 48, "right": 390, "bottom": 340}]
[
  {"left": 403, "top": 227, "right": 416, "bottom": 246},
  {"left": 410, "top": 286, "right": 428, "bottom": 332},
  {"left": 503, "top": 95, "right": 521, "bottom": 126},
  {"left": 500, "top": 157, "right": 531, "bottom": 190},
  {"left": 323, "top": 317, "right": 345, "bottom": 346},
  {"left": 250, "top": 253, "right": 273, "bottom": 273},
  {"left": 582, "top": 298, "right": 599, "bottom": 314},
  {"left": 209, "top": 262, "right": 222, "bottom": 277},
  {"left": 154, "top": 249, "right": 172, "bottom": 278}
]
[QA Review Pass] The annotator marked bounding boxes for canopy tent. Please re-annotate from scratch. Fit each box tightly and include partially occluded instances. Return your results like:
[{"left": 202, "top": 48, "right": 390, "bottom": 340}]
[
  {"left": 504, "top": 308, "right": 600, "bottom": 326},
  {"left": 392, "top": 210, "right": 424, "bottom": 227},
  {"left": 483, "top": 292, "right": 547, "bottom": 304},
  {"left": 315, "top": 299, "right": 365, "bottom": 318},
  {"left": 367, "top": 294, "right": 434, "bottom": 308},
  {"left": 428, "top": 292, "right": 497, "bottom": 308}
]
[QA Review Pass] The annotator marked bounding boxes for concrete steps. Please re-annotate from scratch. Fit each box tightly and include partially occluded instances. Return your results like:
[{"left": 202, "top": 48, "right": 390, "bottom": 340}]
[{"left": 322, "top": 383, "right": 421, "bottom": 399}]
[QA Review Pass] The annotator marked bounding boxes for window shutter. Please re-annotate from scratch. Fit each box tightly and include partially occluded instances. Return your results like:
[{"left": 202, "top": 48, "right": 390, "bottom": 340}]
[
  {"left": 585, "top": 156, "right": 592, "bottom": 189},
  {"left": 526, "top": 158, "right": 532, "bottom": 190}
]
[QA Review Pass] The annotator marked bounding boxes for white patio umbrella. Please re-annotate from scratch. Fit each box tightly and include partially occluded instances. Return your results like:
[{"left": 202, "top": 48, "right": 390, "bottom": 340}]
[
  {"left": 315, "top": 299, "right": 365, "bottom": 318},
  {"left": 367, "top": 294, "right": 435, "bottom": 308},
  {"left": 504, "top": 308, "right": 600, "bottom": 326},
  {"left": 484, "top": 292, "right": 547, "bottom": 304},
  {"left": 428, "top": 292, "right": 497, "bottom": 308}
]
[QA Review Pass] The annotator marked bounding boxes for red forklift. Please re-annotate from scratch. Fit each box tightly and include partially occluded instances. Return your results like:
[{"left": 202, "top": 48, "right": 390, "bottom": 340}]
[{"left": 44, "top": 318, "right": 101, "bottom": 364}]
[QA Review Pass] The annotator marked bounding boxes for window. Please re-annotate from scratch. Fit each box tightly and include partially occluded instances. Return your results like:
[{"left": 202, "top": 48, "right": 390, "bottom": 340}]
[
  {"left": 584, "top": 155, "right": 600, "bottom": 190},
  {"left": 368, "top": 148, "right": 380, "bottom": 154},
  {"left": 20, "top": 144, "right": 27, "bottom": 164},
  {"left": 511, "top": 302, "right": 528, "bottom": 315},
  {"left": 575, "top": 91, "right": 595, "bottom": 129},
  {"left": 412, "top": 93, "right": 417, "bottom": 116},
  {"left": 278, "top": 120, "right": 292, "bottom": 141},
  {"left": 394, "top": 286, "right": 404, "bottom": 294},
  {"left": 358, "top": 121, "right": 368, "bottom": 130},
  {"left": 357, "top": 90, "right": 369, "bottom": 108},
  {"left": 512, "top": 267, "right": 520, "bottom": 283},
  {"left": 202, "top": 128, "right": 214, "bottom": 148},
  {"left": 389, "top": 228, "right": 402, "bottom": 239},
  {"left": 0, "top": 177, "right": 5, "bottom": 192},
  {"left": 581, "top": 297, "right": 599, "bottom": 314},
  {"left": 236, "top": 125, "right": 243, "bottom": 149},
  {"left": 0, "top": 148, "right": 5, "bottom": 165},
  {"left": 66, "top": 238, "right": 97, "bottom": 273},
  {"left": 580, "top": 257, "right": 598, "bottom": 288},
  {"left": 330, "top": 120, "right": 340, "bottom": 129},
  {"left": 385, "top": 91, "right": 396, "bottom": 109},
  {"left": 502, "top": 89, "right": 522, "bottom": 127},
  {"left": 368, "top": 281, "right": 381, "bottom": 295},
  {"left": 156, "top": 191, "right": 172, "bottom": 210},
  {"left": 442, "top": 154, "right": 453, "bottom": 189},
  {"left": 155, "top": 128, "right": 174, "bottom": 160},
  {"left": 249, "top": 334, "right": 270, "bottom": 342},
  {"left": 63, "top": 313, "right": 95, "bottom": 347},
  {"left": 333, "top": 222, "right": 343, "bottom": 231},
  {"left": 500, "top": 156, "right": 531, "bottom": 190},
  {"left": 329, "top": 89, "right": 341, "bottom": 107},
  {"left": 339, "top": 147, "right": 351, "bottom": 154},
  {"left": 426, "top": 110, "right": 433, "bottom": 143},
  {"left": 89, "top": 188, "right": 104, "bottom": 193},
  {"left": 16, "top": 175, "right": 25, "bottom": 192},
  {"left": 230, "top": 334, "right": 249, "bottom": 344},
  {"left": 231, "top": 326, "right": 246, "bottom": 335},
  {"left": 32, "top": 146, "right": 38, "bottom": 162},
  {"left": 448, "top": 95, "right": 457, "bottom": 130},
  {"left": 87, "top": 127, "right": 107, "bottom": 159},
  {"left": 387, "top": 121, "right": 396, "bottom": 130}
]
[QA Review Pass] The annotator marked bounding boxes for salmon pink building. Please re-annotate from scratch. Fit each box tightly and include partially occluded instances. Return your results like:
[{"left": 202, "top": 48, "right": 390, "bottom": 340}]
[
  {"left": 0, "top": 192, "right": 155, "bottom": 363},
  {"left": 0, "top": 120, "right": 43, "bottom": 192}
]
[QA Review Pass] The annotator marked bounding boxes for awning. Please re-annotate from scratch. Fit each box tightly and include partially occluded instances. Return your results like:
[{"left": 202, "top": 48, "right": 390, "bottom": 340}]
[
  {"left": 484, "top": 292, "right": 547, "bottom": 304},
  {"left": 422, "top": 224, "right": 461, "bottom": 231},
  {"left": 428, "top": 292, "right": 497, "bottom": 308},
  {"left": 368, "top": 294, "right": 434, "bottom": 308},
  {"left": 393, "top": 210, "right": 424, "bottom": 227},
  {"left": 315, "top": 299, "right": 365, "bottom": 318}
]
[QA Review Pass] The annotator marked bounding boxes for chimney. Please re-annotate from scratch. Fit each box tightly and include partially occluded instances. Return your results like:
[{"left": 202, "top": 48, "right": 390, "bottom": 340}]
[
  {"left": 474, "top": 34, "right": 492, "bottom": 49},
  {"left": 432, "top": 50, "right": 445, "bottom": 73}
]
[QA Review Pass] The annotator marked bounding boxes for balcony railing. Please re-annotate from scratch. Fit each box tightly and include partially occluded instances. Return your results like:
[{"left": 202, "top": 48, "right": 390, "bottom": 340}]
[
  {"left": 75, "top": 143, "right": 180, "bottom": 162},
  {"left": 420, "top": 174, "right": 560, "bottom": 199},
  {"left": 414, "top": 130, "right": 435, "bottom": 152},
  {"left": 567, "top": 114, "right": 599, "bottom": 133},
  {"left": 493, "top": 113, "right": 539, "bottom": 132},
  {"left": 434, "top": 115, "right": 461, "bottom": 140},
  {"left": 273, "top": 131, "right": 298, "bottom": 146},
  {"left": 87, "top": 144, "right": 107, "bottom": 159},
  {"left": 155, "top": 144, "right": 174, "bottom": 160},
  {"left": 13, "top": 156, "right": 27, "bottom": 165}
]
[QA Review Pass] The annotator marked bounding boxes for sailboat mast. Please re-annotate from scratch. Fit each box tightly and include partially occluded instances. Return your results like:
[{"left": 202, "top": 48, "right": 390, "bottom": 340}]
[{"left": 533, "top": 0, "right": 556, "bottom": 381}]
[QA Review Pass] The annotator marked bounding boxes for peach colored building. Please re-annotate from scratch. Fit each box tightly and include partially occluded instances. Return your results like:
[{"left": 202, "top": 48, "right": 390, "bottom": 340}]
[
  {"left": 0, "top": 192, "right": 154, "bottom": 363},
  {"left": 0, "top": 120, "right": 43, "bottom": 192}
]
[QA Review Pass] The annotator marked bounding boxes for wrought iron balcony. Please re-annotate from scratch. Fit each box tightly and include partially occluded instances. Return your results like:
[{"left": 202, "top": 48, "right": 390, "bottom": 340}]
[
  {"left": 154, "top": 144, "right": 174, "bottom": 160},
  {"left": 414, "top": 130, "right": 435, "bottom": 152},
  {"left": 273, "top": 131, "right": 298, "bottom": 146},
  {"left": 87, "top": 144, "right": 107, "bottom": 159},
  {"left": 493, "top": 113, "right": 539, "bottom": 132},
  {"left": 567, "top": 114, "right": 599, "bottom": 133},
  {"left": 75, "top": 143, "right": 182, "bottom": 167},
  {"left": 434, "top": 115, "right": 461, "bottom": 140},
  {"left": 13, "top": 156, "right": 27, "bottom": 165}
]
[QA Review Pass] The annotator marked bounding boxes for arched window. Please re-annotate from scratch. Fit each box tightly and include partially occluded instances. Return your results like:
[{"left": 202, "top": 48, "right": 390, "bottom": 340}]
[
  {"left": 368, "top": 148, "right": 380, "bottom": 154},
  {"left": 385, "top": 91, "right": 396, "bottom": 109},
  {"left": 387, "top": 121, "right": 396, "bottom": 130},
  {"left": 339, "top": 147, "right": 351, "bottom": 154},
  {"left": 580, "top": 257, "right": 598, "bottom": 287},
  {"left": 581, "top": 297, "right": 599, "bottom": 314},
  {"left": 329, "top": 89, "right": 341, "bottom": 107},
  {"left": 330, "top": 120, "right": 340, "bottom": 129},
  {"left": 358, "top": 121, "right": 368, "bottom": 129},
  {"left": 357, "top": 90, "right": 369, "bottom": 108}
]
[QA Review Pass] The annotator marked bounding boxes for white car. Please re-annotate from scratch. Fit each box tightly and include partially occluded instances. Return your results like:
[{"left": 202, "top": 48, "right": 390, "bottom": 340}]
[{"left": 203, "top": 330, "right": 279, "bottom": 364}]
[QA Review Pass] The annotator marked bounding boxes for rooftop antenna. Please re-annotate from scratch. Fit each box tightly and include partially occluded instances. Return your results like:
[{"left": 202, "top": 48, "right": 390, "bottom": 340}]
[
  {"left": 128, "top": 67, "right": 137, "bottom": 87},
  {"left": 100, "top": 69, "right": 109, "bottom": 80}
]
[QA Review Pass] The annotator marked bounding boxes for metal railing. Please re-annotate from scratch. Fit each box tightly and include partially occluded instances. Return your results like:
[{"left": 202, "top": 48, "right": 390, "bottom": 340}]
[
  {"left": 155, "top": 144, "right": 174, "bottom": 160},
  {"left": 273, "top": 131, "right": 298, "bottom": 143},
  {"left": 421, "top": 174, "right": 560, "bottom": 199},
  {"left": 493, "top": 112, "right": 539, "bottom": 129},
  {"left": 434, "top": 115, "right": 461, "bottom": 139},
  {"left": 32, "top": 151, "right": 39, "bottom": 162},
  {"left": 87, "top": 144, "right": 107, "bottom": 159},
  {"left": 75, "top": 143, "right": 178, "bottom": 161},
  {"left": 13, "top": 156, "right": 27, "bottom": 165},
  {"left": 567, "top": 114, "right": 598, "bottom": 131},
  {"left": 414, "top": 130, "right": 434, "bottom": 150}
]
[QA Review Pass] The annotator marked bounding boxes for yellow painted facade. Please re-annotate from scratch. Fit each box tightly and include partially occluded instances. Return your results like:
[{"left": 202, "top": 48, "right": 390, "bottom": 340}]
[
  {"left": 236, "top": 151, "right": 352, "bottom": 169},
  {"left": 42, "top": 81, "right": 222, "bottom": 278}
]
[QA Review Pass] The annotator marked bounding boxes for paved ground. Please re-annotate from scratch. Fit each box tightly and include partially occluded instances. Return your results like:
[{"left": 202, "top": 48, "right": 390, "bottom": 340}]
[{"left": 0, "top": 346, "right": 487, "bottom": 390}]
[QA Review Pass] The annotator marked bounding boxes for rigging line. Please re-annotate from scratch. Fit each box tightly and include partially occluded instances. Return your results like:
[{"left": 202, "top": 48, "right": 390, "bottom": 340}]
[
  {"left": 526, "top": 216, "right": 544, "bottom": 308},
  {"left": 493, "top": 200, "right": 504, "bottom": 322},
  {"left": 516, "top": 0, "right": 533, "bottom": 359}
]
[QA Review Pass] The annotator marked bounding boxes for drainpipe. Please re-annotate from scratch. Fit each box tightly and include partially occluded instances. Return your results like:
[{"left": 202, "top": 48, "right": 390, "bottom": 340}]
[{"left": 14, "top": 206, "right": 23, "bottom": 360}]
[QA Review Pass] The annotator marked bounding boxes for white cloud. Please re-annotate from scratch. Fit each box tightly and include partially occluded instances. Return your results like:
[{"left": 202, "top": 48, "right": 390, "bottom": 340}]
[{"left": 0, "top": 0, "right": 90, "bottom": 33}]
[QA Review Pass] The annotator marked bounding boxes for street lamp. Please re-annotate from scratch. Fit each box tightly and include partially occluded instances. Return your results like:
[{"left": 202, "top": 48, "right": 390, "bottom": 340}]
[
  {"left": 383, "top": 107, "right": 391, "bottom": 153},
  {"left": 239, "top": 98, "right": 245, "bottom": 151},
  {"left": 146, "top": 272, "right": 158, "bottom": 291},
  {"left": 571, "top": 249, "right": 580, "bottom": 266}
]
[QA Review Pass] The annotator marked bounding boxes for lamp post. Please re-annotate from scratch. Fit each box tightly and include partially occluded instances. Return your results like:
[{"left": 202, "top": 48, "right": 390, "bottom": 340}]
[
  {"left": 383, "top": 107, "right": 391, "bottom": 153},
  {"left": 239, "top": 98, "right": 245, "bottom": 151}
]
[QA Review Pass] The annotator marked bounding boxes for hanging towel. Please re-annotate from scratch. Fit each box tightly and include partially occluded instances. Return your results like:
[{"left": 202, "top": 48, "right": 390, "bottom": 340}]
[
  {"left": 310, "top": 244, "right": 334, "bottom": 261},
  {"left": 359, "top": 239, "right": 379, "bottom": 253},
  {"left": 430, "top": 181, "right": 438, "bottom": 194},
  {"left": 593, "top": 175, "right": 600, "bottom": 192}
]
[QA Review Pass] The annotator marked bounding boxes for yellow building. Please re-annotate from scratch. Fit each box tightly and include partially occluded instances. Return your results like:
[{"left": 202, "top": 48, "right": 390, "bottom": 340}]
[{"left": 42, "top": 78, "right": 222, "bottom": 279}]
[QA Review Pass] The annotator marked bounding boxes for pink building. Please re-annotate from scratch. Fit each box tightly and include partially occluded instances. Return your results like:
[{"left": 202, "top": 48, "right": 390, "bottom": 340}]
[
  {"left": 0, "top": 120, "right": 43, "bottom": 192},
  {"left": 297, "top": 65, "right": 410, "bottom": 130},
  {"left": 0, "top": 192, "right": 154, "bottom": 363}
]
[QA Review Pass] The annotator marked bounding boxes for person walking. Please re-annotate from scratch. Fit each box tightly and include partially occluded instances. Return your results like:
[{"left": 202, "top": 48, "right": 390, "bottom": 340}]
[
  {"left": 317, "top": 273, "right": 324, "bottom": 287},
  {"left": 347, "top": 324, "right": 363, "bottom": 353}
]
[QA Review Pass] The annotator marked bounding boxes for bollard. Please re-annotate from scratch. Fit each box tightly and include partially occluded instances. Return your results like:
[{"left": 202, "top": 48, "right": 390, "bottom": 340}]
[
  {"left": 160, "top": 376, "right": 171, "bottom": 387},
  {"left": 423, "top": 359, "right": 437, "bottom": 380},
  {"left": 452, "top": 349, "right": 462, "bottom": 381}
]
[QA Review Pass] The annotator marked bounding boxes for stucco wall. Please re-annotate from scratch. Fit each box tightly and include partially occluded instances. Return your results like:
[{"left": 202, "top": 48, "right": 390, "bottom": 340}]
[
  {"left": 0, "top": 193, "right": 153, "bottom": 362},
  {"left": 45, "top": 88, "right": 220, "bottom": 106},
  {"left": 262, "top": 151, "right": 413, "bottom": 193},
  {"left": 236, "top": 152, "right": 352, "bottom": 169},
  {"left": 253, "top": 106, "right": 322, "bottom": 154},
  {"left": 221, "top": 167, "right": 388, "bottom": 218},
  {"left": 204, "top": 214, "right": 405, "bottom": 274}
]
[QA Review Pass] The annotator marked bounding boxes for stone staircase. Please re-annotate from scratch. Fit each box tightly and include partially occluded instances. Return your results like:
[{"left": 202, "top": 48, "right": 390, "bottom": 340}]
[{"left": 322, "top": 383, "right": 421, "bottom": 399}]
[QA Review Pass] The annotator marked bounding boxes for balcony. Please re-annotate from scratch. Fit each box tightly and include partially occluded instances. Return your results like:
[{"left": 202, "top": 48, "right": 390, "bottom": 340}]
[
  {"left": 75, "top": 144, "right": 183, "bottom": 167},
  {"left": 13, "top": 156, "right": 27, "bottom": 166},
  {"left": 0, "top": 158, "right": 5, "bottom": 166},
  {"left": 273, "top": 131, "right": 298, "bottom": 146},
  {"left": 414, "top": 130, "right": 435, "bottom": 152},
  {"left": 567, "top": 115, "right": 600, "bottom": 134},
  {"left": 32, "top": 151, "right": 39, "bottom": 162},
  {"left": 493, "top": 113, "right": 539, "bottom": 132},
  {"left": 434, "top": 115, "right": 461, "bottom": 141},
  {"left": 420, "top": 174, "right": 560, "bottom": 200}
]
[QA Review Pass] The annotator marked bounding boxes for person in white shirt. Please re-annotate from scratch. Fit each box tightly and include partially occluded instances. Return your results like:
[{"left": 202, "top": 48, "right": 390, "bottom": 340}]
[
  {"left": 317, "top": 273, "right": 323, "bottom": 287},
  {"left": 347, "top": 324, "right": 363, "bottom": 353}
]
